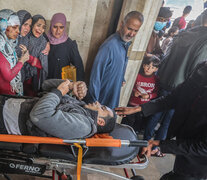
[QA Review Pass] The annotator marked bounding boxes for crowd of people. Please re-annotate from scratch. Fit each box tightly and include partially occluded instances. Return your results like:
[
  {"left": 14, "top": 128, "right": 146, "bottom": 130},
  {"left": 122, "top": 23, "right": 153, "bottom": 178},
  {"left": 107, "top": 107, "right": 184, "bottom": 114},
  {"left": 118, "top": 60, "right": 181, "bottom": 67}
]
[
  {"left": 0, "top": 9, "right": 84, "bottom": 96},
  {"left": 116, "top": 4, "right": 207, "bottom": 180},
  {"left": 0, "top": 2, "right": 207, "bottom": 179}
]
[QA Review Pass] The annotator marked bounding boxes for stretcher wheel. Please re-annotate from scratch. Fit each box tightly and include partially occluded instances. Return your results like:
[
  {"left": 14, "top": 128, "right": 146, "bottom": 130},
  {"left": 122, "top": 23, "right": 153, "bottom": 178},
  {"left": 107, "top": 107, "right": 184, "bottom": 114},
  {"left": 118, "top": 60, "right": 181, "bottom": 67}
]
[{"left": 130, "top": 175, "right": 145, "bottom": 180}]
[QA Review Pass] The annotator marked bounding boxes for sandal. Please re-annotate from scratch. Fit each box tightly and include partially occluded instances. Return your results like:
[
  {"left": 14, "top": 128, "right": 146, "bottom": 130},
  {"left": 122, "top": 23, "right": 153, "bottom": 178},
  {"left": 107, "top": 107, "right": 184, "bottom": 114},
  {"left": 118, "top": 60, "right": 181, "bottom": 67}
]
[{"left": 151, "top": 147, "right": 165, "bottom": 157}]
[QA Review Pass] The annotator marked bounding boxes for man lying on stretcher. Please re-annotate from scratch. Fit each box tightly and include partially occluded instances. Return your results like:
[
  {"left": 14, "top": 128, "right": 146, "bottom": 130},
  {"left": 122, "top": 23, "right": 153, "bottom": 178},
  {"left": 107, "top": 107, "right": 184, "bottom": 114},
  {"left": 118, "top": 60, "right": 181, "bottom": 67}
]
[{"left": 0, "top": 79, "right": 116, "bottom": 139}]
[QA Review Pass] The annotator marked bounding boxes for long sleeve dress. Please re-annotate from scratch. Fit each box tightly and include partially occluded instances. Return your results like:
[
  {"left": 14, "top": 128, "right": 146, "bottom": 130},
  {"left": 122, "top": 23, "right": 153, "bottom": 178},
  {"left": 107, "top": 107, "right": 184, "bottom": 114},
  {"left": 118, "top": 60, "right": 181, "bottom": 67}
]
[{"left": 47, "top": 37, "right": 84, "bottom": 81}]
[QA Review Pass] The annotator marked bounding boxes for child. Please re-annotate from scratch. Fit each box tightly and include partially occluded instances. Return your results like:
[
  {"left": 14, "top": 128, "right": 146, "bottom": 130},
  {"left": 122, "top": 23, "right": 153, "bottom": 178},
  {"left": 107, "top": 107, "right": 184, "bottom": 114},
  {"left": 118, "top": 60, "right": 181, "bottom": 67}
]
[
  {"left": 122, "top": 56, "right": 160, "bottom": 133},
  {"left": 161, "top": 26, "right": 179, "bottom": 54}
]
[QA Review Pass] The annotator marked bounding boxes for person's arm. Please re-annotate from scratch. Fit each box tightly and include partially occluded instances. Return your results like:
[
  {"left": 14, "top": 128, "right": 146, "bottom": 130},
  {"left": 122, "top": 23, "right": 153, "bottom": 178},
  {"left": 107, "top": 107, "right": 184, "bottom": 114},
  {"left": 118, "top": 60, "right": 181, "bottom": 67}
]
[
  {"left": 37, "top": 42, "right": 49, "bottom": 89},
  {"left": 41, "top": 33, "right": 50, "bottom": 55},
  {"left": 145, "top": 33, "right": 157, "bottom": 57},
  {"left": 145, "top": 52, "right": 154, "bottom": 57},
  {"left": 0, "top": 52, "right": 25, "bottom": 81},
  {"left": 41, "top": 42, "right": 50, "bottom": 55},
  {"left": 29, "top": 80, "right": 91, "bottom": 139},
  {"left": 115, "top": 106, "right": 142, "bottom": 116},
  {"left": 142, "top": 61, "right": 207, "bottom": 116},
  {"left": 42, "top": 79, "right": 65, "bottom": 91},
  {"left": 38, "top": 51, "right": 48, "bottom": 73},
  {"left": 21, "top": 62, "right": 37, "bottom": 82},
  {"left": 115, "top": 90, "right": 176, "bottom": 117},
  {"left": 142, "top": 139, "right": 207, "bottom": 158},
  {"left": 154, "top": 37, "right": 163, "bottom": 56},
  {"left": 70, "top": 40, "right": 85, "bottom": 81},
  {"left": 88, "top": 46, "right": 110, "bottom": 102},
  {"left": 116, "top": 69, "right": 198, "bottom": 117},
  {"left": 26, "top": 55, "right": 42, "bottom": 69},
  {"left": 42, "top": 79, "right": 87, "bottom": 99},
  {"left": 160, "top": 139, "right": 207, "bottom": 157},
  {"left": 115, "top": 85, "right": 178, "bottom": 117}
]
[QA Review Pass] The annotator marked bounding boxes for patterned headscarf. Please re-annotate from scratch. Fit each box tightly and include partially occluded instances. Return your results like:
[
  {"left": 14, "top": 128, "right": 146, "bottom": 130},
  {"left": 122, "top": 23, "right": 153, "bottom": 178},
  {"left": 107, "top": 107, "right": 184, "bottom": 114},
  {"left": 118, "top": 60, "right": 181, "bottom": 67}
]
[
  {"left": 0, "top": 9, "right": 23, "bottom": 95},
  {"left": 47, "top": 13, "right": 68, "bottom": 45}
]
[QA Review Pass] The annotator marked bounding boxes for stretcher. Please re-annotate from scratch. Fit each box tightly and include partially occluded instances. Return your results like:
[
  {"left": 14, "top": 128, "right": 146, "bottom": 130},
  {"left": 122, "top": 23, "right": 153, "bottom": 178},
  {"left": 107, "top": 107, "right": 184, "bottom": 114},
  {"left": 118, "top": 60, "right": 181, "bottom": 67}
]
[{"left": 0, "top": 124, "right": 148, "bottom": 180}]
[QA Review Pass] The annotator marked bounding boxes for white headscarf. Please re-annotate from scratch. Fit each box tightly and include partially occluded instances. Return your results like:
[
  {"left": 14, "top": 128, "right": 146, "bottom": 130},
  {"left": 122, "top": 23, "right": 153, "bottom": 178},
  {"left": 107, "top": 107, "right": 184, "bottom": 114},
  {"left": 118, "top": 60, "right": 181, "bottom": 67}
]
[{"left": 0, "top": 9, "right": 22, "bottom": 95}]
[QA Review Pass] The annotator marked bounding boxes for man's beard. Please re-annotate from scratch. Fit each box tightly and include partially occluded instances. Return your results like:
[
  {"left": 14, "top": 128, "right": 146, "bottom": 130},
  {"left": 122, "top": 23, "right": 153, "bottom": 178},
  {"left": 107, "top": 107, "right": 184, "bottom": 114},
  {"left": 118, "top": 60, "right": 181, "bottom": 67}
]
[{"left": 120, "top": 31, "right": 132, "bottom": 42}]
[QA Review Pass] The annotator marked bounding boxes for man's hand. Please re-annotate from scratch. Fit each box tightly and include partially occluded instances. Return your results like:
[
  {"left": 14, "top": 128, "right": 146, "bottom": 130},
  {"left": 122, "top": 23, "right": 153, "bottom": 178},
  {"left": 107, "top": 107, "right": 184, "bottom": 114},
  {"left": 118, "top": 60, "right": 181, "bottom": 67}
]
[
  {"left": 141, "top": 140, "right": 160, "bottom": 157},
  {"left": 57, "top": 79, "right": 70, "bottom": 96},
  {"left": 134, "top": 90, "right": 141, "bottom": 97},
  {"left": 115, "top": 106, "right": 141, "bottom": 116},
  {"left": 72, "top": 81, "right": 87, "bottom": 100}
]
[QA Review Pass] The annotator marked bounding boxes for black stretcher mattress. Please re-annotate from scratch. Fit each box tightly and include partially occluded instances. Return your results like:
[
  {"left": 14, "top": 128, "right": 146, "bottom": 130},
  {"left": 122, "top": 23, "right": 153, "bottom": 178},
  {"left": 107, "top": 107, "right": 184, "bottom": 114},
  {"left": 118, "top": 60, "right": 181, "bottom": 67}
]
[{"left": 0, "top": 124, "right": 139, "bottom": 166}]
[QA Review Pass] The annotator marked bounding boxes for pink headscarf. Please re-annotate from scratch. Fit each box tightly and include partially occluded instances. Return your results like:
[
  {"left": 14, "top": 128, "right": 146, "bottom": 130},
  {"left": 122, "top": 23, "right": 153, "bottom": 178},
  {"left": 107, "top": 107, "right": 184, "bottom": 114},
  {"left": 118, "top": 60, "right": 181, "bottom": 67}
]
[{"left": 47, "top": 13, "right": 68, "bottom": 45}]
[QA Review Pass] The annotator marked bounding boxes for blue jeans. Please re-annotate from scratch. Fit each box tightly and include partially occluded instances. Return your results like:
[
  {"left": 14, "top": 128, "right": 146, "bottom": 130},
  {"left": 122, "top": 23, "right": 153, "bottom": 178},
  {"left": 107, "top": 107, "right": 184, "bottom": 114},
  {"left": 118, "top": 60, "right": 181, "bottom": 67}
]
[{"left": 144, "top": 89, "right": 174, "bottom": 140}]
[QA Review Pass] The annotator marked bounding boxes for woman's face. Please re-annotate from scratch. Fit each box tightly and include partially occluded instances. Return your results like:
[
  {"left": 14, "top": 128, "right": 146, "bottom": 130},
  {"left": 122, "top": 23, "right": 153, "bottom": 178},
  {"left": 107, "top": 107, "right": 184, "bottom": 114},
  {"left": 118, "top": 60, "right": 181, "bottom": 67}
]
[
  {"left": 32, "top": 19, "right": 46, "bottom": 38},
  {"left": 6, "top": 25, "right": 20, "bottom": 40},
  {"left": 51, "top": 22, "right": 64, "bottom": 39},
  {"left": 21, "top": 18, "right": 32, "bottom": 37}
]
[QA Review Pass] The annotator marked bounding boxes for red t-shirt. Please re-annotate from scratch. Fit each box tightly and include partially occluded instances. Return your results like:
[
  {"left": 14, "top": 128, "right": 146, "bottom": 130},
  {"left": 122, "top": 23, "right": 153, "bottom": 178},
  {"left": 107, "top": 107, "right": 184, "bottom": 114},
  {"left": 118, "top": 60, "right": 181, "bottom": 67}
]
[
  {"left": 0, "top": 52, "right": 23, "bottom": 95},
  {"left": 178, "top": 16, "right": 186, "bottom": 30},
  {"left": 129, "top": 73, "right": 159, "bottom": 106}
]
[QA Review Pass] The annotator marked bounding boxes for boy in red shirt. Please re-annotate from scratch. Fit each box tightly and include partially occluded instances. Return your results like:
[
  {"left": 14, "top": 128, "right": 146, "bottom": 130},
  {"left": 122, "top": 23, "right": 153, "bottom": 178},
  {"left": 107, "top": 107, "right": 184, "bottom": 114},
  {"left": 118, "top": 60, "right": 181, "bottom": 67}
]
[
  {"left": 122, "top": 56, "right": 160, "bottom": 132},
  {"left": 172, "top": 5, "right": 192, "bottom": 30}
]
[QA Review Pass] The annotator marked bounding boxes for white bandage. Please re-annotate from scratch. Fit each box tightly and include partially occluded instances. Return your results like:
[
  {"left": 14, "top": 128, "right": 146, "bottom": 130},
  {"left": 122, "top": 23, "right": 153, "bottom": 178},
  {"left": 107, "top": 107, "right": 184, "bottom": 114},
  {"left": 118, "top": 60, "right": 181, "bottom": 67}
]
[{"left": 7, "top": 15, "right": 20, "bottom": 26}]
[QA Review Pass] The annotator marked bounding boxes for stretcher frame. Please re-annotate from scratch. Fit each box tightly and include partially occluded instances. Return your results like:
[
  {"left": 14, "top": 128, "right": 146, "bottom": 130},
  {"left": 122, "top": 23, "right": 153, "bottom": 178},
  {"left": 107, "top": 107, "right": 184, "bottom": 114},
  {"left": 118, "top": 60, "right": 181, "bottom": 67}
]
[
  {"left": 28, "top": 152, "right": 148, "bottom": 180},
  {"left": 0, "top": 126, "right": 149, "bottom": 180}
]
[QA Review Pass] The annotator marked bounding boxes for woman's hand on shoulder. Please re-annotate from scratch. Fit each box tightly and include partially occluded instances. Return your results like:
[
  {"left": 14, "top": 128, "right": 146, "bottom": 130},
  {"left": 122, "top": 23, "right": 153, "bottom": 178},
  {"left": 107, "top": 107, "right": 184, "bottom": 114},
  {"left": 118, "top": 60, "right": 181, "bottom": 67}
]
[{"left": 42, "top": 42, "right": 50, "bottom": 55}]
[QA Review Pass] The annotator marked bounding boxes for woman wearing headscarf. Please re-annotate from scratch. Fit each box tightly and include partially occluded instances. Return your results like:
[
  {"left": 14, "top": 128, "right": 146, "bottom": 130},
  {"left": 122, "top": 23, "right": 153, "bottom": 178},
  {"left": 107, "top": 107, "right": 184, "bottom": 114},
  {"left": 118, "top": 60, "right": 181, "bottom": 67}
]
[
  {"left": 47, "top": 13, "right": 84, "bottom": 81},
  {"left": 0, "top": 9, "right": 29, "bottom": 95},
  {"left": 17, "top": 10, "right": 32, "bottom": 42},
  {"left": 16, "top": 11, "right": 50, "bottom": 96},
  {"left": 16, "top": 10, "right": 50, "bottom": 57},
  {"left": 20, "top": 14, "right": 48, "bottom": 96}
]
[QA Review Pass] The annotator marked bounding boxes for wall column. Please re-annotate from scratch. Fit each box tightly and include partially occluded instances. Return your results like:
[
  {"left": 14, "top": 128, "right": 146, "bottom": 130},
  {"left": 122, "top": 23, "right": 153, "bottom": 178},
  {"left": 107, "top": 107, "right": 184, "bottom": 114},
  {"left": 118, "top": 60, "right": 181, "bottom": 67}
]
[{"left": 117, "top": 0, "right": 163, "bottom": 123}]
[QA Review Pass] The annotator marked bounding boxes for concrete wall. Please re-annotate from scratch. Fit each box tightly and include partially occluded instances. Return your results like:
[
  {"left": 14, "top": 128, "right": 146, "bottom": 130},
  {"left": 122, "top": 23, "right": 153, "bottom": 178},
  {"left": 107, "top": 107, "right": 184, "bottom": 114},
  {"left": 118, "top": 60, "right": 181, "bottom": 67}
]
[{"left": 0, "top": 0, "right": 99, "bottom": 67}]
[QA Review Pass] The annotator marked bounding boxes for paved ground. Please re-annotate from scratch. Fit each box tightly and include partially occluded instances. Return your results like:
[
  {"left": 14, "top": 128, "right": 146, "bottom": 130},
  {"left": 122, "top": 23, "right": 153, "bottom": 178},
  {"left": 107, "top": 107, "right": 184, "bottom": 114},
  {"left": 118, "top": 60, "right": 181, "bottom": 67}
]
[{"left": 0, "top": 154, "right": 175, "bottom": 180}]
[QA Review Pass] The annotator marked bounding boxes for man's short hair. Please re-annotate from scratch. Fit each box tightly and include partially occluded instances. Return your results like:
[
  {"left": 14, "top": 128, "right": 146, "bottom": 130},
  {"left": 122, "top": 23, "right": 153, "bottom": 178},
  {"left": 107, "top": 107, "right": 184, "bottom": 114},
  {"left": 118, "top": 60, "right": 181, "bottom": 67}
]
[
  {"left": 183, "top": 6, "right": 192, "bottom": 15},
  {"left": 142, "top": 56, "right": 161, "bottom": 68},
  {"left": 123, "top": 11, "right": 144, "bottom": 25},
  {"left": 158, "top": 7, "right": 172, "bottom": 19},
  {"left": 97, "top": 113, "right": 116, "bottom": 133}
]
